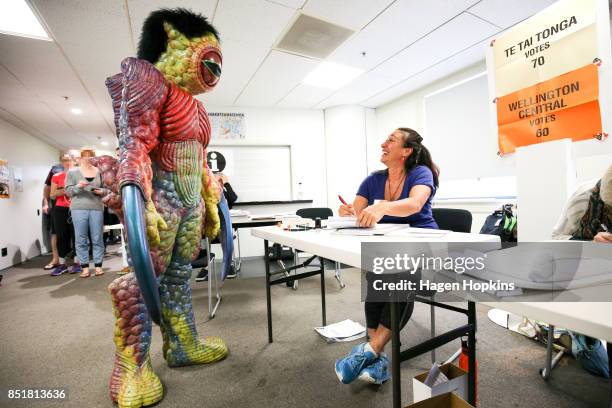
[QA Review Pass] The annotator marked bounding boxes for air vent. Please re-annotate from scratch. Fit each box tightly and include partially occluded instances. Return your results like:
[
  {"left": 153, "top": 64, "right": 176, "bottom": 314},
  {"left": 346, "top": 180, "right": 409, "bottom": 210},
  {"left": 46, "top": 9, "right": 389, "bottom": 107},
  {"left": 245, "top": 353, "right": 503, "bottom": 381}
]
[{"left": 276, "top": 14, "right": 354, "bottom": 59}]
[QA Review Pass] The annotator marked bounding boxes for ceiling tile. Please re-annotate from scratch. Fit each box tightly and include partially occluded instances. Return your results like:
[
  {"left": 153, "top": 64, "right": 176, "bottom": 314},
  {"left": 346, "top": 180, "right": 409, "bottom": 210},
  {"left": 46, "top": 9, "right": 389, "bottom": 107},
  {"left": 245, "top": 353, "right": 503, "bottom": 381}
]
[
  {"left": 236, "top": 50, "right": 318, "bottom": 106},
  {"left": 0, "top": 99, "right": 90, "bottom": 148},
  {"left": 31, "top": 0, "right": 134, "bottom": 135},
  {"left": 314, "top": 71, "right": 396, "bottom": 108},
  {"left": 363, "top": 38, "right": 489, "bottom": 107},
  {"left": 468, "top": 0, "right": 558, "bottom": 29},
  {"left": 0, "top": 107, "right": 60, "bottom": 148},
  {"left": 277, "top": 84, "right": 333, "bottom": 108},
  {"left": 302, "top": 0, "right": 395, "bottom": 30},
  {"left": 214, "top": 0, "right": 295, "bottom": 46},
  {"left": 197, "top": 38, "right": 270, "bottom": 106},
  {"left": 265, "top": 0, "right": 307, "bottom": 9},
  {"left": 317, "top": 12, "right": 498, "bottom": 108},
  {"left": 327, "top": 0, "right": 480, "bottom": 71}
]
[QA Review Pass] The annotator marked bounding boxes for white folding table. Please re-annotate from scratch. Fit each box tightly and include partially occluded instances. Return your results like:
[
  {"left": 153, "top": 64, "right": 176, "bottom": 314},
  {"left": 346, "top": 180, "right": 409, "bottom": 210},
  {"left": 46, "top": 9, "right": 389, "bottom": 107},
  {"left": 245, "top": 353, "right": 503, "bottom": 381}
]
[
  {"left": 251, "top": 225, "right": 499, "bottom": 408},
  {"left": 486, "top": 302, "right": 612, "bottom": 407}
]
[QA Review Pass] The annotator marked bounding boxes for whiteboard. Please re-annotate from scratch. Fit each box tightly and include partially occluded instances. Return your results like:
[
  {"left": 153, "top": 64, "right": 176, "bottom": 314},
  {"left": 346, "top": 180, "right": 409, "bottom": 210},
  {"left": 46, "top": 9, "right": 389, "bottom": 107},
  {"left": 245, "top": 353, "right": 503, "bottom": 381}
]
[
  {"left": 424, "top": 73, "right": 515, "bottom": 182},
  {"left": 207, "top": 145, "right": 292, "bottom": 202}
]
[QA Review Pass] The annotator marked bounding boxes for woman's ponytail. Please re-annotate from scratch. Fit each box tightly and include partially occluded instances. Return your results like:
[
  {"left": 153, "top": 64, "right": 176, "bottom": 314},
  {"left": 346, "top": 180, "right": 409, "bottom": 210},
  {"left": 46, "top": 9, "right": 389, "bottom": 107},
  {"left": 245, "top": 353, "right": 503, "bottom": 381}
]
[{"left": 397, "top": 128, "right": 439, "bottom": 188}]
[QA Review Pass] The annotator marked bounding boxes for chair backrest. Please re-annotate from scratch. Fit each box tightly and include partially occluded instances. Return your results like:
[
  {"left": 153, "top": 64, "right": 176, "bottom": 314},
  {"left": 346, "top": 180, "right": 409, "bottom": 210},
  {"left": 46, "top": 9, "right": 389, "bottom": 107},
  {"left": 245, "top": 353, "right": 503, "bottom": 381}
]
[
  {"left": 296, "top": 207, "right": 333, "bottom": 220},
  {"left": 432, "top": 208, "right": 472, "bottom": 233}
]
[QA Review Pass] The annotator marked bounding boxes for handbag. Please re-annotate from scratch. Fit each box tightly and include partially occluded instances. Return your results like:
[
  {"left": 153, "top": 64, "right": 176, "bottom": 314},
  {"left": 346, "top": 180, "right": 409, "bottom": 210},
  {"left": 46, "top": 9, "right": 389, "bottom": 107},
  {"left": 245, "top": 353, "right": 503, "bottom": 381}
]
[
  {"left": 480, "top": 204, "right": 517, "bottom": 242},
  {"left": 569, "top": 332, "right": 610, "bottom": 379}
]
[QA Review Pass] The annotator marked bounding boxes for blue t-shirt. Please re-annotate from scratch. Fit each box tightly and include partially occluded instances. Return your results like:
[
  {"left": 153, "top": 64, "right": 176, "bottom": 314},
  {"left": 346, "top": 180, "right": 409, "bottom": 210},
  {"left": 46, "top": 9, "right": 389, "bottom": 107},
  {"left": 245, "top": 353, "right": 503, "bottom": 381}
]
[{"left": 356, "top": 165, "right": 438, "bottom": 229}]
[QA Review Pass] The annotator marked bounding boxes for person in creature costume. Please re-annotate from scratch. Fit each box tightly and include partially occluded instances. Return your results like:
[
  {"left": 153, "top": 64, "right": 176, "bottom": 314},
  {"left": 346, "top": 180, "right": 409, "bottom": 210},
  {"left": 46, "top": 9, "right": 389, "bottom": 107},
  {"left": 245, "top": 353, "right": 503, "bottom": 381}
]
[{"left": 91, "top": 8, "right": 233, "bottom": 408}]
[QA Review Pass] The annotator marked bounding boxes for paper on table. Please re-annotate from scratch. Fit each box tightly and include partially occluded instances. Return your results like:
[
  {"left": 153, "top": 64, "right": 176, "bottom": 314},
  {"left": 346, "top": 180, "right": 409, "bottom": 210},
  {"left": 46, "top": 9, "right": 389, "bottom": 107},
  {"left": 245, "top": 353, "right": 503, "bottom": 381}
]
[
  {"left": 391, "top": 227, "right": 450, "bottom": 238},
  {"left": 314, "top": 319, "right": 366, "bottom": 342},
  {"left": 326, "top": 216, "right": 361, "bottom": 229},
  {"left": 333, "top": 224, "right": 407, "bottom": 236},
  {"left": 250, "top": 214, "right": 277, "bottom": 220},
  {"left": 229, "top": 209, "right": 250, "bottom": 217}
]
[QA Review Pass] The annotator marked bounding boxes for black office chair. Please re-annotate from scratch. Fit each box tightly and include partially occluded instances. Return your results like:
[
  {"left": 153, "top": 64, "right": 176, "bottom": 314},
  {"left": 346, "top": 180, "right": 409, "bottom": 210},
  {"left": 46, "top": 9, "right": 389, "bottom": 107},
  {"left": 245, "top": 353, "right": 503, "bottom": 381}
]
[
  {"left": 294, "top": 207, "right": 345, "bottom": 289},
  {"left": 432, "top": 208, "right": 472, "bottom": 233},
  {"left": 425, "top": 208, "right": 472, "bottom": 363},
  {"left": 296, "top": 207, "right": 333, "bottom": 220}
]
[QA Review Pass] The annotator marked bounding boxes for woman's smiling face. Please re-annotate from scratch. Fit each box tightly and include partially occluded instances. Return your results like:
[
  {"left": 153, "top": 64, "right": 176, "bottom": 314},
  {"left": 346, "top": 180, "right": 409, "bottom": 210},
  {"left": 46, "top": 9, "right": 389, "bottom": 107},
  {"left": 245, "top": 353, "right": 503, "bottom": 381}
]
[{"left": 380, "top": 129, "right": 411, "bottom": 166}]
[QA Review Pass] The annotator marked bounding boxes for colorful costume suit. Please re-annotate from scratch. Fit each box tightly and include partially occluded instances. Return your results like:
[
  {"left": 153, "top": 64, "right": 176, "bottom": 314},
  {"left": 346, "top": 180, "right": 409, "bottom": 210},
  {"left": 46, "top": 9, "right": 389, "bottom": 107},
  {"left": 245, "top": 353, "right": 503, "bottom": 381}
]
[{"left": 93, "top": 9, "right": 230, "bottom": 407}]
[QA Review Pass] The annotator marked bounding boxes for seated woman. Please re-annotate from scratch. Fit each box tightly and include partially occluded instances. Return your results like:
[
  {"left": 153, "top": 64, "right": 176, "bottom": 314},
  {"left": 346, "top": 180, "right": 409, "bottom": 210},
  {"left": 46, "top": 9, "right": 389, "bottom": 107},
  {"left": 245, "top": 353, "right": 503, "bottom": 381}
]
[{"left": 335, "top": 127, "right": 439, "bottom": 385}]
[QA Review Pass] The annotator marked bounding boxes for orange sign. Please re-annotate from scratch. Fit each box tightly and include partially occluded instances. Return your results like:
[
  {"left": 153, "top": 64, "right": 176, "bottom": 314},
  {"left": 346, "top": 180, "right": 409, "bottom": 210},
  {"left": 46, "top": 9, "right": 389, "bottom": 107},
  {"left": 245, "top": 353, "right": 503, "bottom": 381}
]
[{"left": 496, "top": 63, "right": 601, "bottom": 154}]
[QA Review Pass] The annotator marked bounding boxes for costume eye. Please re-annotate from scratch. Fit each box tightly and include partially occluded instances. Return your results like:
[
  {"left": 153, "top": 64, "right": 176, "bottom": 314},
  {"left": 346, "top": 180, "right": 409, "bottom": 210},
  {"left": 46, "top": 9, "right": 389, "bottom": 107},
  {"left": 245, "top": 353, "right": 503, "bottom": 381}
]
[
  {"left": 203, "top": 59, "right": 221, "bottom": 77},
  {"left": 201, "top": 49, "right": 222, "bottom": 86}
]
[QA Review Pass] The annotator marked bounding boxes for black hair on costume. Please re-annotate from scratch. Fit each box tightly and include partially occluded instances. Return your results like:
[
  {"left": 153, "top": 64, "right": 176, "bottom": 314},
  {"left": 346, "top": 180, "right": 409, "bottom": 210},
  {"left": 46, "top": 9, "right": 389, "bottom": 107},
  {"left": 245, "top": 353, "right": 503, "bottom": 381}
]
[{"left": 137, "top": 8, "right": 219, "bottom": 63}]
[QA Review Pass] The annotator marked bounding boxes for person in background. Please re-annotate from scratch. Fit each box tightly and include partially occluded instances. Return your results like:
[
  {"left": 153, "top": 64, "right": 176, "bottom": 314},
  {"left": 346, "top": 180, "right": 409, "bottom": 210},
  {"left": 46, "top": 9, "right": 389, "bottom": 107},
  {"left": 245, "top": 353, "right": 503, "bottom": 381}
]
[
  {"left": 42, "top": 161, "right": 64, "bottom": 270},
  {"left": 214, "top": 172, "right": 238, "bottom": 209},
  {"left": 49, "top": 154, "right": 81, "bottom": 276},
  {"left": 571, "top": 164, "right": 611, "bottom": 243},
  {"left": 195, "top": 172, "right": 239, "bottom": 281},
  {"left": 65, "top": 148, "right": 108, "bottom": 278},
  {"left": 335, "top": 127, "right": 439, "bottom": 386}
]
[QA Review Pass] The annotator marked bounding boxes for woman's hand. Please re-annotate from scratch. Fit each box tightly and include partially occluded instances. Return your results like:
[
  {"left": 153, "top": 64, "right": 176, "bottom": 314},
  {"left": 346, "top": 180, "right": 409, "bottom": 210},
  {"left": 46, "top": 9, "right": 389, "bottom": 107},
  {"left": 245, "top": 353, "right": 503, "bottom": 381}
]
[
  {"left": 78, "top": 180, "right": 88, "bottom": 188},
  {"left": 594, "top": 231, "right": 612, "bottom": 243},
  {"left": 338, "top": 204, "right": 356, "bottom": 217},
  {"left": 358, "top": 201, "right": 389, "bottom": 227}
]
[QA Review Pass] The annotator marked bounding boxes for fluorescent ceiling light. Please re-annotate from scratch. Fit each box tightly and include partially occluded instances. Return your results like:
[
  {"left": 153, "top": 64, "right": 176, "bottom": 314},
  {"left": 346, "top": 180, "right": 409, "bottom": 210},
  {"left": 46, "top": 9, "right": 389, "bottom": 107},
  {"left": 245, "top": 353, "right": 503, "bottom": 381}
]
[
  {"left": 70, "top": 108, "right": 82, "bottom": 115},
  {"left": 303, "top": 62, "right": 363, "bottom": 90},
  {"left": 0, "top": 0, "right": 51, "bottom": 41},
  {"left": 101, "top": 141, "right": 109, "bottom": 146}
]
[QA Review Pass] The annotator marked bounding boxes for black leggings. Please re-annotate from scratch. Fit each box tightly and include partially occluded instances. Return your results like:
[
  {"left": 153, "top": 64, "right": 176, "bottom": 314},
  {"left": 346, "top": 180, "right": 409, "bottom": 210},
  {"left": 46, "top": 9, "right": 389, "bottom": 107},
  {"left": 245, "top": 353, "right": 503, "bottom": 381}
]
[
  {"left": 51, "top": 206, "right": 73, "bottom": 259},
  {"left": 365, "top": 301, "right": 414, "bottom": 331}
]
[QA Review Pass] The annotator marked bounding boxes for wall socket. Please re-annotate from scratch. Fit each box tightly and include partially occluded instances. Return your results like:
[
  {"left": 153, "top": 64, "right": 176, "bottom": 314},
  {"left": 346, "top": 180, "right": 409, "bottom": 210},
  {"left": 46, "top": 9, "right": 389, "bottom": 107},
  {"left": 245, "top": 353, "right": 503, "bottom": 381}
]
[{"left": 1, "top": 248, "right": 7, "bottom": 257}]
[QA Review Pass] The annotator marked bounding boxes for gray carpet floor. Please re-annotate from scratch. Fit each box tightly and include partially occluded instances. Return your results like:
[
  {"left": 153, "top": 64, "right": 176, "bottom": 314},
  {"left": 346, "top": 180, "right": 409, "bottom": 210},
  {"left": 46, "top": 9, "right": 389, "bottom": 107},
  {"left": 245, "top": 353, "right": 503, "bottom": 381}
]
[{"left": 0, "top": 247, "right": 610, "bottom": 408}]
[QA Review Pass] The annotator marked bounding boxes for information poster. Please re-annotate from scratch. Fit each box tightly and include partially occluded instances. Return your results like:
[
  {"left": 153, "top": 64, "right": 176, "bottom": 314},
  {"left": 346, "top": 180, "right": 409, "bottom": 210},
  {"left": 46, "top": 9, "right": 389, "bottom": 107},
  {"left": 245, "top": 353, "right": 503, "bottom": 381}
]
[
  {"left": 13, "top": 167, "right": 23, "bottom": 192},
  {"left": 490, "top": 0, "right": 603, "bottom": 154},
  {"left": 209, "top": 112, "right": 245, "bottom": 140},
  {"left": 0, "top": 160, "right": 10, "bottom": 199}
]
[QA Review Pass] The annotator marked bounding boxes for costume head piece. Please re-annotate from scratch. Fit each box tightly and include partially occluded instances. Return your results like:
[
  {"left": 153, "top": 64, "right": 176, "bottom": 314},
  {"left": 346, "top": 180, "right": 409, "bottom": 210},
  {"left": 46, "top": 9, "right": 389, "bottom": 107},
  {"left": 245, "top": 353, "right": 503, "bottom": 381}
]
[{"left": 138, "top": 8, "right": 222, "bottom": 95}]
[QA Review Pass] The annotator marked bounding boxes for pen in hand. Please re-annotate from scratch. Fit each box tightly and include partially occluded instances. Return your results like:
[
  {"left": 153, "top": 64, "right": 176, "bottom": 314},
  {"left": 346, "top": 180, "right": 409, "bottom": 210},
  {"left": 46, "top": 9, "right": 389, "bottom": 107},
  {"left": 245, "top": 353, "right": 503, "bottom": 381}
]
[
  {"left": 601, "top": 224, "right": 609, "bottom": 233},
  {"left": 338, "top": 195, "right": 356, "bottom": 216}
]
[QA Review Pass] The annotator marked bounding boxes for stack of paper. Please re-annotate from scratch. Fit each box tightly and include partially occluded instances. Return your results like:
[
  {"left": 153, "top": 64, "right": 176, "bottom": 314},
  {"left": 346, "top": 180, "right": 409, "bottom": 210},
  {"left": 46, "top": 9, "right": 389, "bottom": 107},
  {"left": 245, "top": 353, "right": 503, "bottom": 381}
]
[
  {"left": 423, "top": 363, "right": 450, "bottom": 387},
  {"left": 334, "top": 224, "right": 406, "bottom": 236},
  {"left": 326, "top": 216, "right": 361, "bottom": 229},
  {"left": 229, "top": 209, "right": 250, "bottom": 218},
  {"left": 314, "top": 319, "right": 366, "bottom": 343}
]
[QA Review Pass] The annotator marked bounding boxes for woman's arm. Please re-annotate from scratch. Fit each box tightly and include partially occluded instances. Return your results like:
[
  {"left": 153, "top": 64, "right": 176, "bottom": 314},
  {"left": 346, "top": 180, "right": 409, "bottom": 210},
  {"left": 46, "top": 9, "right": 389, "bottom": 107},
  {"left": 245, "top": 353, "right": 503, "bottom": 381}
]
[
  {"left": 338, "top": 196, "right": 368, "bottom": 217},
  {"left": 64, "top": 172, "right": 82, "bottom": 197},
  {"left": 50, "top": 181, "right": 64, "bottom": 199},
  {"left": 357, "top": 185, "right": 431, "bottom": 227}
]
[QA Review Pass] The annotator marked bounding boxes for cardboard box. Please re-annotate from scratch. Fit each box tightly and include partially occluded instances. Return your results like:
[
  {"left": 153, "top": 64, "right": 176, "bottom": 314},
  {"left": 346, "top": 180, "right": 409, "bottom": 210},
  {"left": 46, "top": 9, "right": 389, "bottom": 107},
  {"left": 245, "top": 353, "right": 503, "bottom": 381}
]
[
  {"left": 413, "top": 363, "right": 468, "bottom": 403},
  {"left": 404, "top": 392, "right": 475, "bottom": 408}
]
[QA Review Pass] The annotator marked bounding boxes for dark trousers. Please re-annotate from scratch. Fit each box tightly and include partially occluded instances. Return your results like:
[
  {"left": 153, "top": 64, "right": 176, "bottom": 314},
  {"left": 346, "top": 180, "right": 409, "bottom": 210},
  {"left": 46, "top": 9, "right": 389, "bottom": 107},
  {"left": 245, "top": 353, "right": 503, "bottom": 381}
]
[
  {"left": 365, "top": 301, "right": 414, "bottom": 331},
  {"left": 51, "top": 206, "right": 73, "bottom": 259}
]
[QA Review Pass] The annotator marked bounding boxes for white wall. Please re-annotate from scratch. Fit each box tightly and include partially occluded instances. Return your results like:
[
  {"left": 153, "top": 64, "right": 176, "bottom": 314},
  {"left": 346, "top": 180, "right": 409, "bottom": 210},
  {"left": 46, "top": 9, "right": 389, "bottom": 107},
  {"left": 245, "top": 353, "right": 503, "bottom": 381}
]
[
  {"left": 374, "top": 62, "right": 488, "bottom": 172},
  {"left": 324, "top": 105, "right": 371, "bottom": 208},
  {"left": 205, "top": 105, "right": 326, "bottom": 257},
  {"left": 0, "top": 119, "right": 59, "bottom": 270},
  {"left": 206, "top": 105, "right": 326, "bottom": 206}
]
